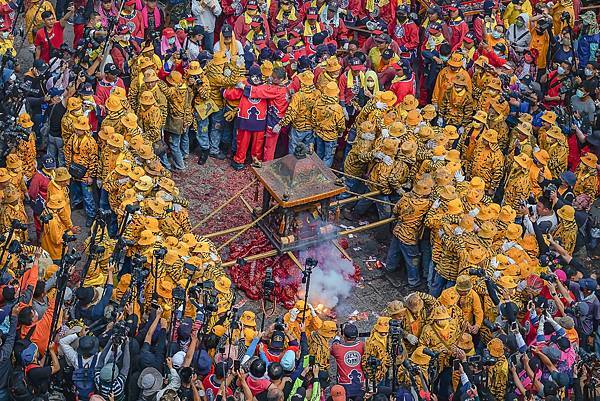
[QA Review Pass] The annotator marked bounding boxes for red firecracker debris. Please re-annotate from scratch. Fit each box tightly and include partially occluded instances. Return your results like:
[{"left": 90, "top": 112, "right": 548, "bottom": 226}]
[{"left": 338, "top": 237, "right": 349, "bottom": 250}]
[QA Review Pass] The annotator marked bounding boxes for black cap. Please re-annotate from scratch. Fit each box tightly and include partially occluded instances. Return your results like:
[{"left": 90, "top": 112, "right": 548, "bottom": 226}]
[
  {"left": 342, "top": 323, "right": 358, "bottom": 339},
  {"left": 78, "top": 82, "right": 94, "bottom": 96},
  {"left": 77, "top": 335, "right": 99, "bottom": 356},
  {"left": 382, "top": 48, "right": 394, "bottom": 60},
  {"left": 33, "top": 60, "right": 48, "bottom": 74},
  {"left": 222, "top": 24, "right": 233, "bottom": 37},
  {"left": 42, "top": 155, "right": 56, "bottom": 170},
  {"left": 297, "top": 55, "right": 311, "bottom": 72},
  {"left": 270, "top": 330, "right": 285, "bottom": 349},
  {"left": 75, "top": 287, "right": 95, "bottom": 305},
  {"left": 104, "top": 63, "right": 120, "bottom": 76},
  {"left": 191, "top": 25, "right": 205, "bottom": 36}
]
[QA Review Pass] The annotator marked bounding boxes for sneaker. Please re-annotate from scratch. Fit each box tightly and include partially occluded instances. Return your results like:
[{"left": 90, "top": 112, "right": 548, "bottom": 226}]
[
  {"left": 209, "top": 152, "right": 226, "bottom": 160},
  {"left": 230, "top": 161, "right": 245, "bottom": 171}
]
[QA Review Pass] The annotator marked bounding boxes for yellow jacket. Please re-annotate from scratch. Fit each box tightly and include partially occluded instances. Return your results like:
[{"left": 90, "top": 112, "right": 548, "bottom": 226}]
[
  {"left": 312, "top": 94, "right": 345, "bottom": 142},
  {"left": 280, "top": 85, "right": 320, "bottom": 132},
  {"left": 364, "top": 332, "right": 390, "bottom": 382},
  {"left": 573, "top": 165, "right": 597, "bottom": 200},
  {"left": 61, "top": 112, "right": 81, "bottom": 144},
  {"left": 205, "top": 62, "right": 239, "bottom": 109},
  {"left": 503, "top": 166, "right": 531, "bottom": 210},
  {"left": 432, "top": 67, "right": 472, "bottom": 105},
  {"left": 0, "top": 203, "right": 28, "bottom": 242},
  {"left": 547, "top": 141, "right": 568, "bottom": 179},
  {"left": 64, "top": 133, "right": 99, "bottom": 181},
  {"left": 392, "top": 192, "right": 432, "bottom": 245},
  {"left": 16, "top": 134, "right": 37, "bottom": 181},
  {"left": 551, "top": 1, "right": 574, "bottom": 35},
  {"left": 139, "top": 104, "right": 164, "bottom": 144},
  {"left": 419, "top": 320, "right": 462, "bottom": 370},
  {"left": 47, "top": 180, "right": 72, "bottom": 228},
  {"left": 41, "top": 208, "right": 71, "bottom": 260},
  {"left": 469, "top": 143, "right": 504, "bottom": 192},
  {"left": 502, "top": 0, "right": 532, "bottom": 27},
  {"left": 100, "top": 110, "right": 127, "bottom": 137},
  {"left": 553, "top": 220, "right": 577, "bottom": 255},
  {"left": 344, "top": 132, "right": 376, "bottom": 178},
  {"left": 441, "top": 287, "right": 483, "bottom": 327}
]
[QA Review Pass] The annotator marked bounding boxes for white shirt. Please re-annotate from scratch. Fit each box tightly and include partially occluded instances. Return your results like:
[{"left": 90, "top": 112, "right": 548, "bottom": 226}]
[
  {"left": 191, "top": 0, "right": 222, "bottom": 33},
  {"left": 213, "top": 39, "right": 244, "bottom": 61}
]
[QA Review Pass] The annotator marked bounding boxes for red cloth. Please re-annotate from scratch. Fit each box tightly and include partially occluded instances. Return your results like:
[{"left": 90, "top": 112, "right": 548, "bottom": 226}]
[
  {"left": 543, "top": 70, "right": 564, "bottom": 109},
  {"left": 72, "top": 23, "right": 84, "bottom": 48},
  {"left": 388, "top": 21, "right": 420, "bottom": 51},
  {"left": 95, "top": 78, "right": 126, "bottom": 107},
  {"left": 448, "top": 19, "right": 468, "bottom": 51},
  {"left": 118, "top": 11, "right": 145, "bottom": 40},
  {"left": 479, "top": 47, "right": 507, "bottom": 68},
  {"left": 390, "top": 75, "right": 416, "bottom": 105},
  {"left": 263, "top": 126, "right": 279, "bottom": 161},
  {"left": 28, "top": 171, "right": 50, "bottom": 239},
  {"left": 330, "top": 341, "right": 366, "bottom": 385},
  {"left": 234, "top": 128, "right": 264, "bottom": 163},
  {"left": 34, "top": 22, "right": 64, "bottom": 63},
  {"left": 202, "top": 375, "right": 233, "bottom": 399}
]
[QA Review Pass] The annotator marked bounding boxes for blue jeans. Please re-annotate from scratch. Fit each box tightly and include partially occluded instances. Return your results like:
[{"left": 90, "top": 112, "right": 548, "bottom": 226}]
[
  {"left": 315, "top": 137, "right": 337, "bottom": 167},
  {"left": 195, "top": 117, "right": 210, "bottom": 150},
  {"left": 70, "top": 181, "right": 97, "bottom": 220},
  {"left": 222, "top": 115, "right": 238, "bottom": 153},
  {"left": 46, "top": 136, "right": 65, "bottom": 166},
  {"left": 419, "top": 230, "right": 432, "bottom": 279},
  {"left": 343, "top": 127, "right": 357, "bottom": 161},
  {"left": 288, "top": 127, "right": 314, "bottom": 154},
  {"left": 386, "top": 237, "right": 422, "bottom": 286},
  {"left": 99, "top": 188, "right": 118, "bottom": 237},
  {"left": 181, "top": 130, "right": 190, "bottom": 158},
  {"left": 430, "top": 271, "right": 455, "bottom": 297},
  {"left": 339, "top": 177, "right": 367, "bottom": 202},
  {"left": 0, "top": 387, "right": 9, "bottom": 401},
  {"left": 208, "top": 110, "right": 225, "bottom": 155},
  {"left": 354, "top": 193, "right": 392, "bottom": 219},
  {"left": 168, "top": 133, "right": 186, "bottom": 170},
  {"left": 159, "top": 153, "right": 172, "bottom": 170}
]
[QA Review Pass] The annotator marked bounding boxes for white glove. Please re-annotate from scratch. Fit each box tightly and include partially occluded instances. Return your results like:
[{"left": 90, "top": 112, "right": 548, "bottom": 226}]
[
  {"left": 517, "top": 280, "right": 527, "bottom": 291},
  {"left": 426, "top": 140, "right": 436, "bottom": 149},
  {"left": 468, "top": 208, "right": 479, "bottom": 217},
  {"left": 136, "top": 194, "right": 144, "bottom": 201},
  {"left": 533, "top": 145, "right": 540, "bottom": 153},
  {"left": 373, "top": 151, "right": 385, "bottom": 160},
  {"left": 235, "top": 56, "right": 244, "bottom": 68},
  {"left": 97, "top": 179, "right": 103, "bottom": 188},
  {"left": 436, "top": 117, "right": 444, "bottom": 126},
  {"left": 380, "top": 129, "right": 389, "bottom": 138},
  {"left": 458, "top": 127, "right": 465, "bottom": 135},
  {"left": 343, "top": 107, "right": 349, "bottom": 121},
  {"left": 454, "top": 170, "right": 465, "bottom": 182},
  {"left": 117, "top": 177, "right": 130, "bottom": 185},
  {"left": 289, "top": 308, "right": 299, "bottom": 322},
  {"left": 375, "top": 101, "right": 387, "bottom": 110},
  {"left": 432, "top": 155, "right": 445, "bottom": 162},
  {"left": 235, "top": 81, "right": 245, "bottom": 89},
  {"left": 493, "top": 271, "right": 502, "bottom": 279},
  {"left": 453, "top": 227, "right": 464, "bottom": 235},
  {"left": 490, "top": 257, "right": 499, "bottom": 269},
  {"left": 273, "top": 124, "right": 282, "bottom": 134},
  {"left": 382, "top": 155, "right": 393, "bottom": 166},
  {"left": 308, "top": 303, "right": 317, "bottom": 317},
  {"left": 361, "top": 132, "right": 375, "bottom": 141},
  {"left": 162, "top": 193, "right": 174, "bottom": 202},
  {"left": 173, "top": 204, "right": 183, "bottom": 213},
  {"left": 437, "top": 228, "right": 445, "bottom": 238},
  {"left": 432, "top": 198, "right": 441, "bottom": 209},
  {"left": 501, "top": 241, "right": 515, "bottom": 252},
  {"left": 406, "top": 334, "right": 418, "bottom": 345}
]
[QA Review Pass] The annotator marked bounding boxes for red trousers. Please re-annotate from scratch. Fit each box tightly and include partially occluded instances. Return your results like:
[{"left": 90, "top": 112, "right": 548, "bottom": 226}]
[
  {"left": 262, "top": 126, "right": 279, "bottom": 162},
  {"left": 234, "top": 129, "right": 264, "bottom": 164}
]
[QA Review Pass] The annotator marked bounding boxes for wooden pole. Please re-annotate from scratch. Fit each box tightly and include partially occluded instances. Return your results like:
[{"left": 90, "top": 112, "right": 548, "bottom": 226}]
[
  {"left": 201, "top": 224, "right": 252, "bottom": 239},
  {"left": 339, "top": 217, "right": 395, "bottom": 236},
  {"left": 330, "top": 190, "right": 382, "bottom": 207},
  {"left": 217, "top": 204, "right": 279, "bottom": 251},
  {"left": 221, "top": 249, "right": 279, "bottom": 268}
]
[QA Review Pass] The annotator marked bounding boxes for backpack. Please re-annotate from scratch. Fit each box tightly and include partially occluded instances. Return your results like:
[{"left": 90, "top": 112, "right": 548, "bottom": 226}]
[
  {"left": 72, "top": 354, "right": 98, "bottom": 401},
  {"left": 8, "top": 364, "right": 37, "bottom": 401}
]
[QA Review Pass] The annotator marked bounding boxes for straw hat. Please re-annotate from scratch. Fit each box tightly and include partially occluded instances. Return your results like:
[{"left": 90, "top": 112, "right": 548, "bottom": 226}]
[
  {"left": 163, "top": 236, "right": 179, "bottom": 248},
  {"left": 440, "top": 185, "right": 457, "bottom": 201},
  {"left": 6, "top": 154, "right": 21, "bottom": 169},
  {"left": 318, "top": 321, "right": 337, "bottom": 338},
  {"left": 581, "top": 153, "right": 598, "bottom": 168},
  {"left": 122, "top": 113, "right": 138, "bottom": 130},
  {"left": 212, "top": 52, "right": 228, "bottom": 66},
  {"left": 0, "top": 168, "right": 10, "bottom": 183},
  {"left": 107, "top": 133, "right": 125, "bottom": 149},
  {"left": 481, "top": 129, "right": 498, "bottom": 143},
  {"left": 418, "top": 125, "right": 435, "bottom": 140},
  {"left": 497, "top": 275, "right": 517, "bottom": 289},
  {"left": 386, "top": 300, "right": 406, "bottom": 317},
  {"left": 163, "top": 249, "right": 180, "bottom": 266},
  {"left": 432, "top": 145, "right": 446, "bottom": 157},
  {"left": 467, "top": 247, "right": 486, "bottom": 265},
  {"left": 504, "top": 263, "right": 521, "bottom": 277},
  {"left": 298, "top": 71, "right": 314, "bottom": 86},
  {"left": 53, "top": 167, "right": 71, "bottom": 182},
  {"left": 138, "top": 144, "right": 154, "bottom": 160},
  {"left": 67, "top": 97, "right": 83, "bottom": 111},
  {"left": 487, "top": 338, "right": 504, "bottom": 358},
  {"left": 505, "top": 223, "right": 523, "bottom": 241},
  {"left": 413, "top": 176, "right": 433, "bottom": 196},
  {"left": 145, "top": 198, "right": 166, "bottom": 215},
  {"left": 516, "top": 121, "right": 532, "bottom": 136},
  {"left": 115, "top": 160, "right": 132, "bottom": 176},
  {"left": 129, "top": 135, "right": 145, "bottom": 151},
  {"left": 453, "top": 73, "right": 468, "bottom": 87},
  {"left": 498, "top": 205, "right": 516, "bottom": 223},
  {"left": 514, "top": 153, "right": 531, "bottom": 169},
  {"left": 106, "top": 95, "right": 123, "bottom": 112},
  {"left": 557, "top": 205, "right": 575, "bottom": 221},
  {"left": 260, "top": 61, "right": 273, "bottom": 77},
  {"left": 405, "top": 109, "right": 422, "bottom": 126},
  {"left": 379, "top": 91, "right": 397, "bottom": 108},
  {"left": 360, "top": 120, "right": 376, "bottom": 134},
  {"left": 457, "top": 333, "right": 474, "bottom": 351},
  {"left": 383, "top": 109, "right": 398, "bottom": 125},
  {"left": 447, "top": 53, "right": 463, "bottom": 68},
  {"left": 402, "top": 94, "right": 419, "bottom": 111},
  {"left": 157, "top": 280, "right": 175, "bottom": 299},
  {"left": 98, "top": 126, "right": 115, "bottom": 142},
  {"left": 46, "top": 194, "right": 66, "bottom": 210},
  {"left": 519, "top": 234, "right": 538, "bottom": 252},
  {"left": 444, "top": 125, "right": 459, "bottom": 140},
  {"left": 324, "top": 56, "right": 341, "bottom": 72},
  {"left": 135, "top": 175, "right": 154, "bottom": 192},
  {"left": 439, "top": 288, "right": 459, "bottom": 306},
  {"left": 324, "top": 81, "right": 339, "bottom": 97},
  {"left": 473, "top": 55, "right": 489, "bottom": 67},
  {"left": 138, "top": 230, "right": 156, "bottom": 246},
  {"left": 541, "top": 111, "right": 557, "bottom": 124},
  {"left": 421, "top": 104, "right": 436, "bottom": 119},
  {"left": 181, "top": 233, "right": 198, "bottom": 248},
  {"left": 410, "top": 346, "right": 431, "bottom": 366},
  {"left": 533, "top": 149, "right": 549, "bottom": 165},
  {"left": 145, "top": 216, "right": 161, "bottom": 233},
  {"left": 473, "top": 111, "right": 488, "bottom": 123},
  {"left": 240, "top": 311, "right": 257, "bottom": 327},
  {"left": 487, "top": 77, "right": 502, "bottom": 91},
  {"left": 140, "top": 91, "right": 156, "bottom": 106},
  {"left": 478, "top": 221, "right": 497, "bottom": 239},
  {"left": 374, "top": 316, "right": 391, "bottom": 333},
  {"left": 186, "top": 61, "right": 203, "bottom": 76},
  {"left": 431, "top": 305, "right": 450, "bottom": 320},
  {"left": 399, "top": 140, "right": 417, "bottom": 159},
  {"left": 158, "top": 177, "right": 177, "bottom": 194},
  {"left": 74, "top": 116, "right": 91, "bottom": 131},
  {"left": 389, "top": 121, "right": 406, "bottom": 138},
  {"left": 17, "top": 113, "right": 34, "bottom": 128},
  {"left": 215, "top": 275, "right": 232, "bottom": 293},
  {"left": 447, "top": 198, "right": 463, "bottom": 214},
  {"left": 546, "top": 126, "right": 563, "bottom": 140},
  {"left": 112, "top": 86, "right": 127, "bottom": 99},
  {"left": 143, "top": 69, "right": 159, "bottom": 83}
]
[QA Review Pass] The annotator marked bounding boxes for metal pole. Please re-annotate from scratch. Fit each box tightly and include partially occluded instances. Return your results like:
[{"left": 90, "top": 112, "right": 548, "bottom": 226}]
[{"left": 221, "top": 250, "right": 278, "bottom": 268}]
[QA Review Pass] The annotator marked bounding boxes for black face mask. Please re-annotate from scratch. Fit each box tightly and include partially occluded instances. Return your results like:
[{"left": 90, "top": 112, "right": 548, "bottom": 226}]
[{"left": 397, "top": 15, "right": 407, "bottom": 22}]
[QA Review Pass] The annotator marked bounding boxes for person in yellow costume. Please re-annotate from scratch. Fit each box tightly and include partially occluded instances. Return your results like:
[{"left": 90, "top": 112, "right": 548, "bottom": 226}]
[
  {"left": 316, "top": 56, "right": 342, "bottom": 93},
  {"left": 101, "top": 95, "right": 127, "bottom": 137},
  {"left": 283, "top": 300, "right": 323, "bottom": 340},
  {"left": 552, "top": 205, "right": 578, "bottom": 255},
  {"left": 467, "top": 129, "right": 504, "bottom": 196},
  {"left": 61, "top": 97, "right": 84, "bottom": 144},
  {"left": 439, "top": 74, "right": 474, "bottom": 129},
  {"left": 546, "top": 127, "right": 568, "bottom": 179},
  {"left": 40, "top": 195, "right": 73, "bottom": 261},
  {"left": 502, "top": 0, "right": 532, "bottom": 30},
  {"left": 503, "top": 153, "right": 533, "bottom": 210},
  {"left": 458, "top": 111, "right": 488, "bottom": 161},
  {"left": 486, "top": 338, "right": 509, "bottom": 400},
  {"left": 573, "top": 153, "right": 598, "bottom": 199},
  {"left": 312, "top": 82, "right": 345, "bottom": 168},
  {"left": 551, "top": 0, "right": 574, "bottom": 35},
  {"left": 24, "top": 0, "right": 55, "bottom": 44},
  {"left": 529, "top": 149, "right": 552, "bottom": 197},
  {"left": 419, "top": 305, "right": 462, "bottom": 370},
  {"left": 487, "top": 100, "right": 511, "bottom": 152},
  {"left": 363, "top": 316, "right": 391, "bottom": 383},
  {"left": 506, "top": 121, "right": 534, "bottom": 168},
  {"left": 0, "top": 185, "right": 28, "bottom": 242},
  {"left": 441, "top": 275, "right": 483, "bottom": 335},
  {"left": 343, "top": 121, "right": 377, "bottom": 187},
  {"left": 308, "top": 321, "right": 337, "bottom": 369},
  {"left": 431, "top": 53, "right": 472, "bottom": 106},
  {"left": 15, "top": 113, "right": 37, "bottom": 181},
  {"left": 232, "top": 311, "right": 258, "bottom": 347},
  {"left": 138, "top": 91, "right": 164, "bottom": 145}
]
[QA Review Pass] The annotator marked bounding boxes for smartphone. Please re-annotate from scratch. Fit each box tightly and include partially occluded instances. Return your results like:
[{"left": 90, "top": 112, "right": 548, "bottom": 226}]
[
  {"left": 453, "top": 359, "right": 461, "bottom": 371},
  {"left": 309, "top": 355, "right": 315, "bottom": 366},
  {"left": 234, "top": 360, "right": 240, "bottom": 371},
  {"left": 218, "top": 346, "right": 226, "bottom": 354},
  {"left": 511, "top": 322, "right": 518, "bottom": 331},
  {"left": 468, "top": 355, "right": 481, "bottom": 364}
]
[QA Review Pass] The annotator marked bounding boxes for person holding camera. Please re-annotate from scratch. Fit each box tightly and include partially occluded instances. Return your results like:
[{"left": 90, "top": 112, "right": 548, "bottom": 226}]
[
  {"left": 529, "top": 13, "right": 553, "bottom": 77},
  {"left": 541, "top": 60, "right": 572, "bottom": 109},
  {"left": 34, "top": 5, "right": 74, "bottom": 64},
  {"left": 522, "top": 194, "right": 558, "bottom": 237}
]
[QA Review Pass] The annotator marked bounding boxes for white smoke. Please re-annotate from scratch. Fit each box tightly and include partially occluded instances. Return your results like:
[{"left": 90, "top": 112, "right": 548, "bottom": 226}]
[{"left": 298, "top": 243, "right": 355, "bottom": 309}]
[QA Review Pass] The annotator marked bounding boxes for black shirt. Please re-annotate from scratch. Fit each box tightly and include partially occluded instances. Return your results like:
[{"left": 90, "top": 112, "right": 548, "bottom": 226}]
[
  {"left": 47, "top": 102, "right": 67, "bottom": 138},
  {"left": 27, "top": 365, "right": 52, "bottom": 395}
]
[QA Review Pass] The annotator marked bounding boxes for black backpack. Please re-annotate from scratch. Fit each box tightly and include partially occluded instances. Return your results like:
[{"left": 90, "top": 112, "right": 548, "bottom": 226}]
[
  {"left": 8, "top": 364, "right": 36, "bottom": 401},
  {"left": 72, "top": 354, "right": 98, "bottom": 401}
]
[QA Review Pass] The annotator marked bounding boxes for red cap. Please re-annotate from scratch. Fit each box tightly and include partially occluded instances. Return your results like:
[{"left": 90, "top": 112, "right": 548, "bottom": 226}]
[
  {"left": 162, "top": 27, "right": 176, "bottom": 38},
  {"left": 125, "top": 0, "right": 136, "bottom": 6},
  {"left": 331, "top": 385, "right": 346, "bottom": 401},
  {"left": 447, "top": 5, "right": 458, "bottom": 11}
]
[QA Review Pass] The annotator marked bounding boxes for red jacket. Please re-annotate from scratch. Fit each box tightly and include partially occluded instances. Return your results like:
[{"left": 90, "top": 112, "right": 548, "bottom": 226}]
[
  {"left": 247, "top": 83, "right": 289, "bottom": 127},
  {"left": 118, "top": 11, "right": 144, "bottom": 40},
  {"left": 27, "top": 171, "right": 50, "bottom": 202},
  {"left": 95, "top": 78, "right": 126, "bottom": 107},
  {"left": 388, "top": 21, "right": 420, "bottom": 51},
  {"left": 448, "top": 18, "right": 468, "bottom": 51},
  {"left": 389, "top": 74, "right": 416, "bottom": 104},
  {"left": 225, "top": 85, "right": 268, "bottom": 131}
]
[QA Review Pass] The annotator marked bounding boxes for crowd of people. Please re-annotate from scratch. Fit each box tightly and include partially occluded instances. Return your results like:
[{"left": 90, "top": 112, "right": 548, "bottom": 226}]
[{"left": 0, "top": 0, "right": 599, "bottom": 400}]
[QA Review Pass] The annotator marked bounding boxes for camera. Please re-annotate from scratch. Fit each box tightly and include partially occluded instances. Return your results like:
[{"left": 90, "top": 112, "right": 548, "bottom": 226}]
[
  {"left": 7, "top": 240, "right": 21, "bottom": 254},
  {"left": 11, "top": 220, "right": 27, "bottom": 231},
  {"left": 560, "top": 11, "right": 571, "bottom": 22},
  {"left": 63, "top": 232, "right": 78, "bottom": 242},
  {"left": 578, "top": 349, "right": 598, "bottom": 363},
  {"left": 64, "top": 252, "right": 82, "bottom": 265},
  {"left": 40, "top": 213, "right": 53, "bottom": 224},
  {"left": 482, "top": 319, "right": 501, "bottom": 332},
  {"left": 91, "top": 244, "right": 106, "bottom": 255},
  {"left": 540, "top": 273, "right": 557, "bottom": 283},
  {"left": 366, "top": 355, "right": 381, "bottom": 371},
  {"left": 274, "top": 317, "right": 285, "bottom": 331},
  {"left": 125, "top": 203, "right": 140, "bottom": 214},
  {"left": 402, "top": 359, "right": 420, "bottom": 375},
  {"left": 481, "top": 349, "right": 497, "bottom": 366},
  {"left": 112, "top": 320, "right": 129, "bottom": 344},
  {"left": 469, "top": 268, "right": 485, "bottom": 277},
  {"left": 540, "top": 250, "right": 560, "bottom": 268},
  {"left": 537, "top": 18, "right": 552, "bottom": 31},
  {"left": 172, "top": 285, "right": 186, "bottom": 302},
  {"left": 132, "top": 254, "right": 148, "bottom": 268},
  {"left": 263, "top": 267, "right": 275, "bottom": 298},
  {"left": 543, "top": 183, "right": 557, "bottom": 199},
  {"left": 153, "top": 247, "right": 167, "bottom": 258},
  {"left": 423, "top": 348, "right": 439, "bottom": 358},
  {"left": 390, "top": 319, "right": 405, "bottom": 338}
]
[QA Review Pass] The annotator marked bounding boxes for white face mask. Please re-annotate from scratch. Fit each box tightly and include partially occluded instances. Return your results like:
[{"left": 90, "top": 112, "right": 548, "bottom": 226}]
[
  {"left": 375, "top": 101, "right": 387, "bottom": 109},
  {"left": 585, "top": 68, "right": 594, "bottom": 77}
]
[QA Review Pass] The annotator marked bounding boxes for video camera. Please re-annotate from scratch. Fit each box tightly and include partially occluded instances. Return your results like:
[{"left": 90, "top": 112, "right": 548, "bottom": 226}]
[
  {"left": 263, "top": 267, "right": 275, "bottom": 298},
  {"left": 539, "top": 272, "right": 557, "bottom": 283},
  {"left": 482, "top": 319, "right": 502, "bottom": 332},
  {"left": 469, "top": 268, "right": 486, "bottom": 277},
  {"left": 274, "top": 317, "right": 285, "bottom": 331},
  {"left": 481, "top": 349, "right": 497, "bottom": 366}
]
